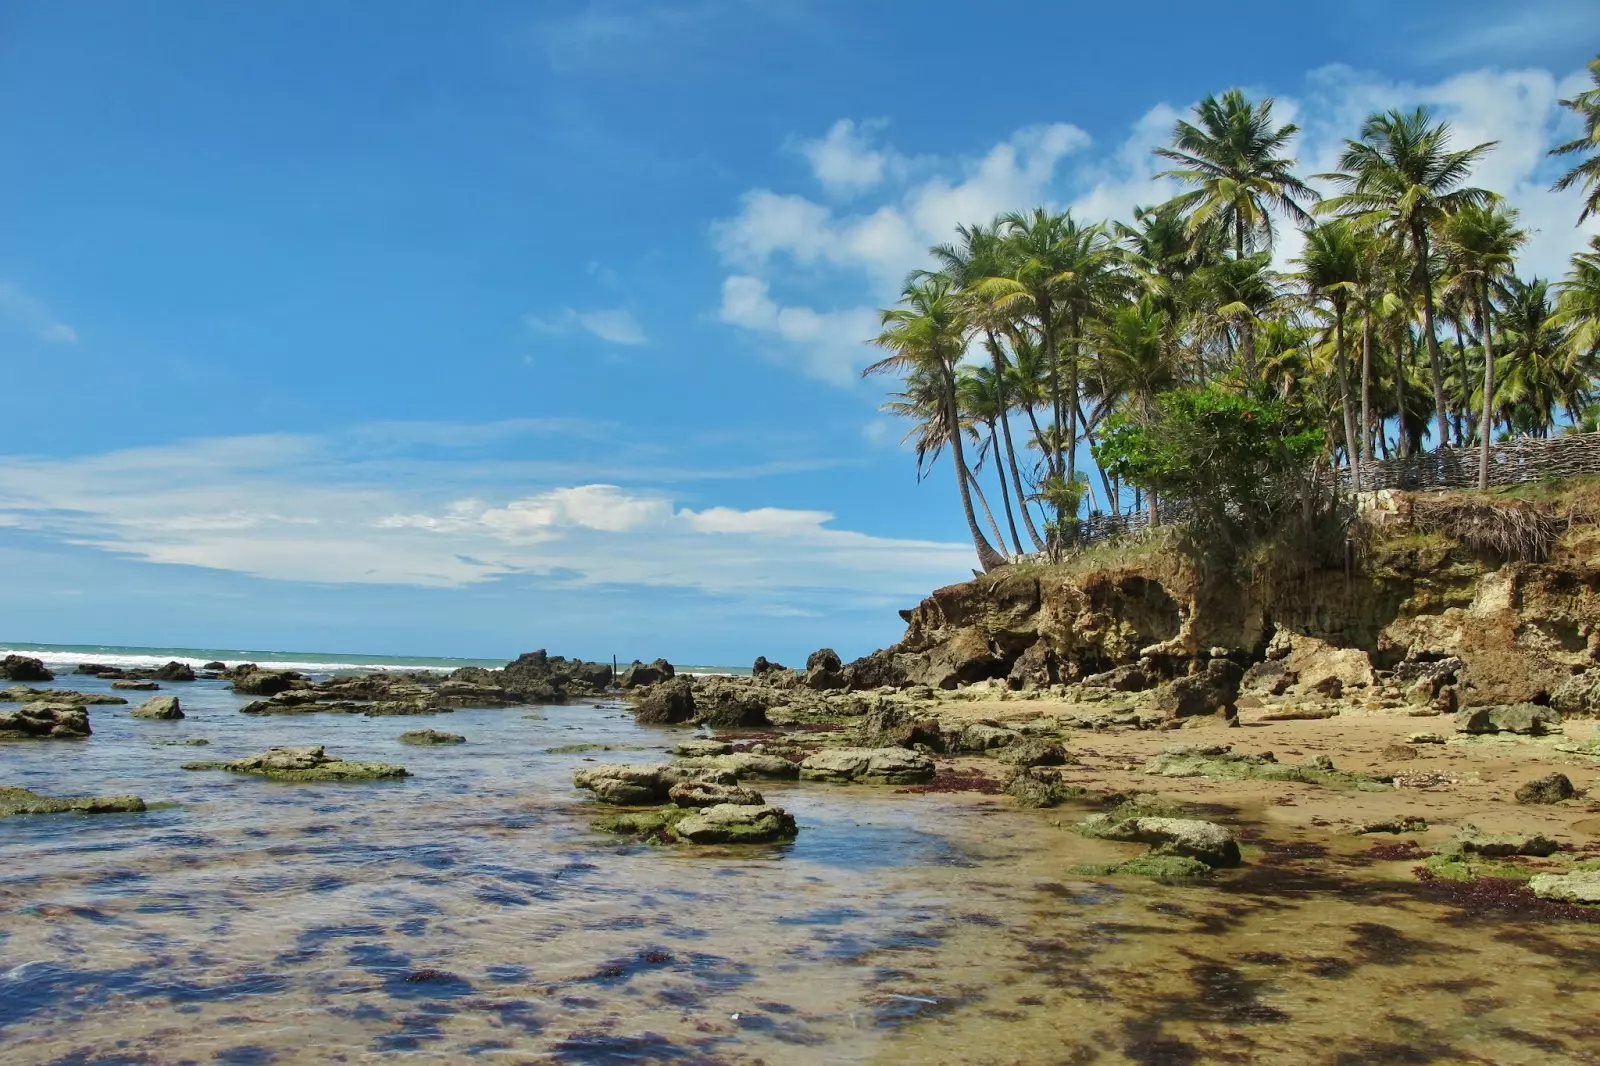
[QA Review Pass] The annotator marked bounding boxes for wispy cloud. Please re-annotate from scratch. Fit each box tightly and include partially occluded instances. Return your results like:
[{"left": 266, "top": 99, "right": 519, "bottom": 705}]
[
  {"left": 0, "top": 423, "right": 969, "bottom": 598},
  {"left": 526, "top": 307, "right": 648, "bottom": 345},
  {"left": 0, "top": 282, "right": 77, "bottom": 344}
]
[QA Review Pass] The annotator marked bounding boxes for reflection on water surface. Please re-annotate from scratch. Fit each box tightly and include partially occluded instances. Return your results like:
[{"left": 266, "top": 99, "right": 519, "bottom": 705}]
[{"left": 3, "top": 674, "right": 1599, "bottom": 1064}]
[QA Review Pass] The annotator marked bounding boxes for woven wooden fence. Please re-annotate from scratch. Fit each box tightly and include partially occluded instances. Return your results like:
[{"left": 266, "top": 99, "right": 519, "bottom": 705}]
[{"left": 1052, "top": 432, "right": 1600, "bottom": 553}]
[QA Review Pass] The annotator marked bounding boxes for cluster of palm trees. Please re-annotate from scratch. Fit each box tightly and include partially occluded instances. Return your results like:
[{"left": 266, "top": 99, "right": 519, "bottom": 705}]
[{"left": 868, "top": 58, "right": 1600, "bottom": 571}]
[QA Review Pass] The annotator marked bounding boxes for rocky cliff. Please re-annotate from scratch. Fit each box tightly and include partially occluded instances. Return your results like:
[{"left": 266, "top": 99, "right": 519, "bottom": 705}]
[{"left": 865, "top": 487, "right": 1600, "bottom": 715}]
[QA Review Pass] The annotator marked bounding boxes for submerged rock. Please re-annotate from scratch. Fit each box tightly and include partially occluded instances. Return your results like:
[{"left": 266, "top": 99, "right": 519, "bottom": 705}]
[
  {"left": 1079, "top": 814, "right": 1242, "bottom": 867},
  {"left": 1515, "top": 772, "right": 1577, "bottom": 805},
  {"left": 672, "top": 803, "right": 797, "bottom": 844},
  {"left": 130, "top": 695, "right": 183, "bottom": 720},
  {"left": 1070, "top": 855, "right": 1215, "bottom": 882},
  {"left": 1527, "top": 870, "right": 1600, "bottom": 905},
  {"left": 798, "top": 747, "right": 935, "bottom": 785},
  {"left": 0, "top": 702, "right": 91, "bottom": 739},
  {"left": 399, "top": 729, "right": 466, "bottom": 745},
  {"left": 182, "top": 745, "right": 408, "bottom": 782},
  {"left": 0, "top": 786, "right": 145, "bottom": 816},
  {"left": 1, "top": 655, "right": 53, "bottom": 682}
]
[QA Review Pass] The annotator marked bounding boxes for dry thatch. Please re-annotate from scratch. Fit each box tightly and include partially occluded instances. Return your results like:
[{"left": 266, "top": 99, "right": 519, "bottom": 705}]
[{"left": 1409, "top": 494, "right": 1567, "bottom": 562}]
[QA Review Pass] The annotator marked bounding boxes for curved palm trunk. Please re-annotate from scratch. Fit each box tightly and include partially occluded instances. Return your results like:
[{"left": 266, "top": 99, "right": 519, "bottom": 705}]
[
  {"left": 1413, "top": 226, "right": 1451, "bottom": 452},
  {"left": 1040, "top": 305, "right": 1064, "bottom": 479},
  {"left": 1066, "top": 315, "right": 1081, "bottom": 485},
  {"left": 1393, "top": 324, "right": 1409, "bottom": 459},
  {"left": 1452, "top": 324, "right": 1471, "bottom": 446},
  {"left": 943, "top": 365, "right": 1006, "bottom": 571},
  {"left": 1477, "top": 280, "right": 1498, "bottom": 490},
  {"left": 1361, "top": 307, "right": 1374, "bottom": 473},
  {"left": 966, "top": 465, "right": 1009, "bottom": 556},
  {"left": 987, "top": 422, "right": 1023, "bottom": 555},
  {"left": 1334, "top": 303, "right": 1360, "bottom": 490}
]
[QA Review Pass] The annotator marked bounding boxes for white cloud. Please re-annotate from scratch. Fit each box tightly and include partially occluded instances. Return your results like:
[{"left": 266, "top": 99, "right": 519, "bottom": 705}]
[
  {"left": 0, "top": 428, "right": 970, "bottom": 598},
  {"left": 527, "top": 307, "right": 647, "bottom": 345},
  {"left": 0, "top": 282, "right": 77, "bottom": 344},
  {"left": 798, "top": 119, "right": 897, "bottom": 196},
  {"left": 716, "top": 275, "right": 878, "bottom": 385}
]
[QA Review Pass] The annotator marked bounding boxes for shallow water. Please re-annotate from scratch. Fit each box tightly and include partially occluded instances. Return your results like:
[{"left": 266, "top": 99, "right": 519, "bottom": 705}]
[{"left": 3, "top": 675, "right": 1599, "bottom": 1065}]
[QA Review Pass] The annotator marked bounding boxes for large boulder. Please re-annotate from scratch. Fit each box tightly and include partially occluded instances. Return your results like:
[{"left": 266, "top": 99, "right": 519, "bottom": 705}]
[
  {"left": 995, "top": 739, "right": 1070, "bottom": 767},
  {"left": 231, "top": 668, "right": 301, "bottom": 696},
  {"left": 130, "top": 696, "right": 183, "bottom": 720},
  {"left": 1007, "top": 641, "right": 1059, "bottom": 690},
  {"left": 751, "top": 656, "right": 786, "bottom": 677},
  {"left": 843, "top": 649, "right": 910, "bottom": 690},
  {"left": 1, "top": 655, "right": 53, "bottom": 682},
  {"left": 804, "top": 648, "right": 847, "bottom": 691},
  {"left": 1081, "top": 663, "right": 1153, "bottom": 693},
  {"left": 619, "top": 658, "right": 674, "bottom": 689},
  {"left": 862, "top": 701, "right": 943, "bottom": 750},
  {"left": 1269, "top": 629, "right": 1375, "bottom": 693},
  {"left": 572, "top": 764, "right": 675, "bottom": 805},
  {"left": 1150, "top": 659, "right": 1242, "bottom": 719},
  {"left": 0, "top": 702, "right": 91, "bottom": 738},
  {"left": 1514, "top": 773, "right": 1577, "bottom": 804},
  {"left": 671, "top": 803, "right": 797, "bottom": 844},
  {"left": 1528, "top": 870, "right": 1600, "bottom": 905},
  {"left": 631, "top": 677, "right": 696, "bottom": 724},
  {"left": 1079, "top": 815, "right": 1241, "bottom": 867},
  {"left": 692, "top": 680, "right": 771, "bottom": 728},
  {"left": 798, "top": 747, "right": 935, "bottom": 785},
  {"left": 152, "top": 661, "right": 197, "bottom": 682}
]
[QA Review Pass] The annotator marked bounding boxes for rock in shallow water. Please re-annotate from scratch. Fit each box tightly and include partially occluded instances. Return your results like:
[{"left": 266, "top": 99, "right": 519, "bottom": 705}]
[
  {"left": 112, "top": 679, "right": 161, "bottom": 691},
  {"left": 1080, "top": 814, "right": 1242, "bottom": 867},
  {"left": 1, "top": 655, "right": 53, "bottom": 682},
  {"left": 131, "top": 695, "right": 183, "bottom": 720},
  {"left": 0, "top": 786, "right": 145, "bottom": 816},
  {"left": 0, "top": 702, "right": 91, "bottom": 739},
  {"left": 182, "top": 745, "right": 408, "bottom": 782},
  {"left": 667, "top": 780, "right": 764, "bottom": 808},
  {"left": 399, "top": 729, "right": 465, "bottom": 745},
  {"left": 672, "top": 803, "right": 797, "bottom": 844},
  {"left": 798, "top": 747, "right": 934, "bottom": 785}
]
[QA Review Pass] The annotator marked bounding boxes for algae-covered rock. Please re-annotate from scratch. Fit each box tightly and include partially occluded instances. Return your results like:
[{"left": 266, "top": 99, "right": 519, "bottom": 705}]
[
  {"left": 667, "top": 780, "right": 764, "bottom": 808},
  {"left": 1069, "top": 855, "right": 1215, "bottom": 882},
  {"left": 594, "top": 806, "right": 692, "bottom": 839},
  {"left": 1005, "top": 767, "right": 1085, "bottom": 808},
  {"left": 230, "top": 668, "right": 302, "bottom": 696},
  {"left": 798, "top": 747, "right": 935, "bottom": 785},
  {"left": 1, "top": 687, "right": 125, "bottom": 706},
  {"left": 1350, "top": 816, "right": 1429, "bottom": 835},
  {"left": 672, "top": 803, "right": 797, "bottom": 844},
  {"left": 183, "top": 745, "right": 408, "bottom": 782},
  {"left": 130, "top": 696, "right": 183, "bottom": 720},
  {"left": 1143, "top": 744, "right": 1391, "bottom": 791},
  {"left": 672, "top": 739, "right": 733, "bottom": 758},
  {"left": 1421, "top": 853, "right": 1535, "bottom": 882},
  {"left": 0, "top": 786, "right": 145, "bottom": 816},
  {"left": 0, "top": 702, "right": 91, "bottom": 739},
  {"left": 952, "top": 723, "right": 1021, "bottom": 753},
  {"left": 1453, "top": 703, "right": 1562, "bottom": 736},
  {"left": 1079, "top": 814, "right": 1241, "bottom": 866},
  {"left": 1515, "top": 772, "right": 1577, "bottom": 805},
  {"left": 1528, "top": 870, "right": 1600, "bottom": 904},
  {"left": 399, "top": 729, "right": 465, "bottom": 745},
  {"left": 995, "top": 738, "right": 1071, "bottom": 767}
]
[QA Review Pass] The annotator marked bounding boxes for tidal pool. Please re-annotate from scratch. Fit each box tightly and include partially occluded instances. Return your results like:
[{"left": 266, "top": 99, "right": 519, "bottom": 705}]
[{"left": 2, "top": 674, "right": 1598, "bottom": 1064}]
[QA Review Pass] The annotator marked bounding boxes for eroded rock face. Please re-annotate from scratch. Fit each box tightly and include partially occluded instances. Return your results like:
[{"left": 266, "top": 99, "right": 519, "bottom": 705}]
[
  {"left": 1269, "top": 629, "right": 1375, "bottom": 694},
  {"left": 632, "top": 678, "right": 695, "bottom": 725},
  {"left": 1150, "top": 659, "right": 1242, "bottom": 719},
  {"left": 1, "top": 655, "right": 53, "bottom": 682},
  {"left": 0, "top": 702, "right": 90, "bottom": 739},
  {"left": 130, "top": 696, "right": 183, "bottom": 720},
  {"left": 798, "top": 747, "right": 934, "bottom": 785}
]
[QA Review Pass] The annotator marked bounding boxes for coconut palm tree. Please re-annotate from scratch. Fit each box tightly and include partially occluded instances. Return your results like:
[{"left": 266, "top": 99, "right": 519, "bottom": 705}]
[
  {"left": 1296, "top": 219, "right": 1366, "bottom": 486},
  {"left": 1440, "top": 203, "right": 1527, "bottom": 486},
  {"left": 1092, "top": 295, "right": 1184, "bottom": 521},
  {"left": 1322, "top": 107, "right": 1498, "bottom": 453},
  {"left": 867, "top": 278, "right": 1007, "bottom": 571},
  {"left": 1550, "top": 56, "right": 1600, "bottom": 224},
  {"left": 928, "top": 221, "right": 1046, "bottom": 551},
  {"left": 1555, "top": 235, "right": 1600, "bottom": 361},
  {"left": 1494, "top": 277, "right": 1573, "bottom": 438},
  {"left": 957, "top": 364, "right": 1025, "bottom": 555},
  {"left": 1190, "top": 251, "right": 1283, "bottom": 378},
  {"left": 1155, "top": 89, "right": 1318, "bottom": 261}
]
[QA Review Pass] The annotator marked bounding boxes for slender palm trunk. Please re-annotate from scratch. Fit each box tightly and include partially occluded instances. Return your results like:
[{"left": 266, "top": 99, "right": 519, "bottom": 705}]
[
  {"left": 1393, "top": 324, "right": 1409, "bottom": 459},
  {"left": 1041, "top": 306, "right": 1064, "bottom": 479},
  {"left": 1078, "top": 400, "right": 1118, "bottom": 518},
  {"left": 943, "top": 366, "right": 1005, "bottom": 571},
  {"left": 1360, "top": 307, "right": 1374, "bottom": 473},
  {"left": 966, "top": 465, "right": 1008, "bottom": 554},
  {"left": 988, "top": 423, "right": 1023, "bottom": 555},
  {"left": 989, "top": 334, "right": 1045, "bottom": 551},
  {"left": 1452, "top": 324, "right": 1472, "bottom": 446},
  {"left": 1413, "top": 226, "right": 1450, "bottom": 452},
  {"left": 1477, "top": 280, "right": 1498, "bottom": 490},
  {"left": 1064, "top": 315, "right": 1081, "bottom": 486},
  {"left": 1334, "top": 302, "right": 1360, "bottom": 490}
]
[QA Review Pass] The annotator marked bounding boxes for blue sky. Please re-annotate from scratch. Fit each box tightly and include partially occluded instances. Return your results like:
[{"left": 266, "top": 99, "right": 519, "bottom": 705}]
[{"left": 1, "top": 1, "right": 1596, "bottom": 664}]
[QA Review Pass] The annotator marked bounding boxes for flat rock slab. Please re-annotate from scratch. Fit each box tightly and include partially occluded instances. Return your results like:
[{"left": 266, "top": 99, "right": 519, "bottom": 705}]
[
  {"left": 1, "top": 687, "right": 126, "bottom": 706},
  {"left": 112, "top": 679, "right": 161, "bottom": 691},
  {"left": 798, "top": 747, "right": 935, "bottom": 785},
  {"left": 183, "top": 745, "right": 408, "bottom": 782},
  {"left": 1528, "top": 870, "right": 1600, "bottom": 905},
  {"left": 1080, "top": 815, "right": 1242, "bottom": 867},
  {"left": 0, "top": 786, "right": 145, "bottom": 816},
  {"left": 669, "top": 753, "right": 799, "bottom": 781}
]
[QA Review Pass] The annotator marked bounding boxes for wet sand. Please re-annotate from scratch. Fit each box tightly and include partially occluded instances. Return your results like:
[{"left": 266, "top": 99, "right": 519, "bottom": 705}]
[{"left": 3, "top": 675, "right": 1599, "bottom": 1064}]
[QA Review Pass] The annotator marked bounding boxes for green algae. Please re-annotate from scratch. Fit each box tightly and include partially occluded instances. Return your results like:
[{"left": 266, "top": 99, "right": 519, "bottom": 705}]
[
  {"left": 1420, "top": 854, "right": 1535, "bottom": 883},
  {"left": 1069, "top": 855, "right": 1215, "bottom": 882},
  {"left": 181, "top": 745, "right": 408, "bottom": 782},
  {"left": 1143, "top": 748, "right": 1391, "bottom": 791},
  {"left": 0, "top": 786, "right": 146, "bottom": 817},
  {"left": 593, "top": 805, "right": 691, "bottom": 842}
]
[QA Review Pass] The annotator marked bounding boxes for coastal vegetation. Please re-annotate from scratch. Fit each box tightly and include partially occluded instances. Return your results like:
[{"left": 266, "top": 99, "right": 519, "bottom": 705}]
[{"left": 869, "top": 56, "right": 1600, "bottom": 567}]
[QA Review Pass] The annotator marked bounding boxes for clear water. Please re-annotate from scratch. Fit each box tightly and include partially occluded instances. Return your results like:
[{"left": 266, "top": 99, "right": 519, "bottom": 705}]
[{"left": 3, "top": 673, "right": 1599, "bottom": 1064}]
